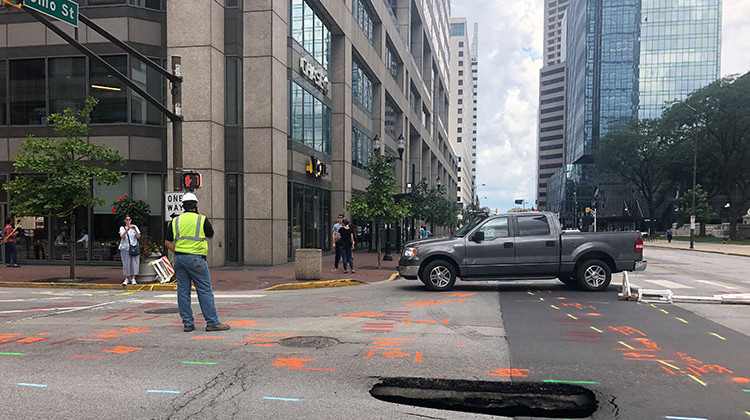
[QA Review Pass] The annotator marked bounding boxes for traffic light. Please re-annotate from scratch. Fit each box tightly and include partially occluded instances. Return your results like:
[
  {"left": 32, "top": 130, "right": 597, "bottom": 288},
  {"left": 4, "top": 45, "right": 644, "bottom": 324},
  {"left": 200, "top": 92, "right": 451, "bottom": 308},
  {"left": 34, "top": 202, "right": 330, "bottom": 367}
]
[
  {"left": 3, "top": 0, "right": 23, "bottom": 8},
  {"left": 585, "top": 207, "right": 591, "bottom": 214},
  {"left": 182, "top": 171, "right": 202, "bottom": 189}
]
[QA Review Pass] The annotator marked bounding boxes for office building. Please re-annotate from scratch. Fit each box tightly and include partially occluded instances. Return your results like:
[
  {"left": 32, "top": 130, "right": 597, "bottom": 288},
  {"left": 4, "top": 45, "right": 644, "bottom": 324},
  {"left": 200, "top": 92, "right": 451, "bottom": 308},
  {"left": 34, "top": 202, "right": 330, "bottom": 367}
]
[
  {"left": 449, "top": 18, "right": 477, "bottom": 207},
  {"left": 0, "top": 0, "right": 457, "bottom": 266}
]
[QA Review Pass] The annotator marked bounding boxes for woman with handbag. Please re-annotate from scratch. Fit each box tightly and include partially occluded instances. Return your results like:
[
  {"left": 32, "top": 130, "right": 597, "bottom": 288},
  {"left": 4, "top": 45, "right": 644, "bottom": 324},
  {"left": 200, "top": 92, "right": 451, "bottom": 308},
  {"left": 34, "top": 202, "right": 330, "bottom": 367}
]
[{"left": 119, "top": 214, "right": 141, "bottom": 286}]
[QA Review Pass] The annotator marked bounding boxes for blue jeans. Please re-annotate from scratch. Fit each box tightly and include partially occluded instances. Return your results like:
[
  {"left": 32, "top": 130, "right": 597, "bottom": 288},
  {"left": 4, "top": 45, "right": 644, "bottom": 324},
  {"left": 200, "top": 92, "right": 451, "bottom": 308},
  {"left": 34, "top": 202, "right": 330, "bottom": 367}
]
[
  {"left": 340, "top": 247, "right": 354, "bottom": 271},
  {"left": 175, "top": 254, "right": 219, "bottom": 327}
]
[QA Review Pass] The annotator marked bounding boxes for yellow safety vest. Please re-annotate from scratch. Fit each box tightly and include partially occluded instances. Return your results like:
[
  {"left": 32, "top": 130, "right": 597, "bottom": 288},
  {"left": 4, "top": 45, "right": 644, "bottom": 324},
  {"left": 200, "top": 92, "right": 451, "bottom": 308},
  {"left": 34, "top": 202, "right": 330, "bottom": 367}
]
[{"left": 173, "top": 212, "right": 208, "bottom": 256}]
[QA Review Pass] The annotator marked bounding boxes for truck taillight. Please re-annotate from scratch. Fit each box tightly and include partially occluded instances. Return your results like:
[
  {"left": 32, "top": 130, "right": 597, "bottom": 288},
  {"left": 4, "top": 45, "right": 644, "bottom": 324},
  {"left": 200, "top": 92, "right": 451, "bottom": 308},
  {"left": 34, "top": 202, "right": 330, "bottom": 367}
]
[{"left": 635, "top": 237, "right": 643, "bottom": 253}]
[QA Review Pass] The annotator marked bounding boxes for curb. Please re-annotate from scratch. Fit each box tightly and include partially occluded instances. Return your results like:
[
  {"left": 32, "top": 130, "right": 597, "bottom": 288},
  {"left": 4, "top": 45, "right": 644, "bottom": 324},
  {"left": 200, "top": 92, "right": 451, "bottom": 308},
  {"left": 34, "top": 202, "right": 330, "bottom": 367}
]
[
  {"left": 0, "top": 281, "right": 179, "bottom": 291},
  {"left": 387, "top": 272, "right": 400, "bottom": 281},
  {"left": 265, "top": 279, "right": 367, "bottom": 291},
  {"left": 645, "top": 244, "right": 750, "bottom": 258}
]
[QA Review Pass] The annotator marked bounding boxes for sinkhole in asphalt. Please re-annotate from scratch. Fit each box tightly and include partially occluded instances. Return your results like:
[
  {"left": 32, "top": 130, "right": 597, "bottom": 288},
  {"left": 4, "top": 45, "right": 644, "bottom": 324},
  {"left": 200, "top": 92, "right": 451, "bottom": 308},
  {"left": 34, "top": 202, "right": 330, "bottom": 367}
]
[
  {"left": 278, "top": 336, "right": 340, "bottom": 349},
  {"left": 369, "top": 377, "right": 598, "bottom": 418}
]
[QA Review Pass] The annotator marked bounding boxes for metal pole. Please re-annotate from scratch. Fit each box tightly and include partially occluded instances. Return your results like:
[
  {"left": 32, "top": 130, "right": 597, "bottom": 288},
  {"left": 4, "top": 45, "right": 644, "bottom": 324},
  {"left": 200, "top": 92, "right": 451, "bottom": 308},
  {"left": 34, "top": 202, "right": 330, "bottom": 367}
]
[
  {"left": 172, "top": 56, "right": 183, "bottom": 191},
  {"left": 690, "top": 126, "right": 697, "bottom": 250},
  {"left": 383, "top": 223, "right": 392, "bottom": 261}
]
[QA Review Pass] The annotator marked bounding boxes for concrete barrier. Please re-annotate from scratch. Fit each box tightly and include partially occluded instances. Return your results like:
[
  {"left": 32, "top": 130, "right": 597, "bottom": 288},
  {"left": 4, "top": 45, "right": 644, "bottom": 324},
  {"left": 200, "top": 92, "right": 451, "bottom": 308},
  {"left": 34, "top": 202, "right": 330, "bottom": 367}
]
[{"left": 295, "top": 249, "right": 322, "bottom": 281}]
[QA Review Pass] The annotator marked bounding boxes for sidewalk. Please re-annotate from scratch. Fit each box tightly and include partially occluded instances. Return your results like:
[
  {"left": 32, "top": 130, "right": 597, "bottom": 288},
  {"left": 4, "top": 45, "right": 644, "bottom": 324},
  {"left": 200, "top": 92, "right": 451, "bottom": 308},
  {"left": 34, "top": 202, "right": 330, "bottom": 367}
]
[
  {"left": 0, "top": 250, "right": 399, "bottom": 291},
  {"left": 645, "top": 239, "right": 750, "bottom": 257}
]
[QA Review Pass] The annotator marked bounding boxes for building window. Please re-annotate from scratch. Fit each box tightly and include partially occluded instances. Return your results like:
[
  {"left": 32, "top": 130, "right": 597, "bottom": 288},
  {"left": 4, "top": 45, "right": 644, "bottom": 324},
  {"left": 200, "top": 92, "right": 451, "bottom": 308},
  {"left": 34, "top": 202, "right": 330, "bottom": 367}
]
[
  {"left": 290, "top": 82, "right": 330, "bottom": 154},
  {"left": 352, "top": 59, "right": 373, "bottom": 112},
  {"left": 9, "top": 59, "right": 45, "bottom": 125},
  {"left": 88, "top": 0, "right": 125, "bottom": 4},
  {"left": 352, "top": 0, "right": 374, "bottom": 44},
  {"left": 385, "top": 98, "right": 398, "bottom": 136},
  {"left": 458, "top": 51, "right": 464, "bottom": 57},
  {"left": 458, "top": 89, "right": 463, "bottom": 95},
  {"left": 225, "top": 56, "right": 242, "bottom": 126},
  {"left": 458, "top": 60, "right": 464, "bottom": 67},
  {"left": 457, "top": 117, "right": 463, "bottom": 123},
  {"left": 90, "top": 55, "right": 128, "bottom": 124},
  {"left": 458, "top": 99, "right": 463, "bottom": 105},
  {"left": 131, "top": 56, "right": 163, "bottom": 125},
  {"left": 291, "top": 0, "right": 331, "bottom": 69},
  {"left": 0, "top": 61, "right": 5, "bottom": 125},
  {"left": 458, "top": 70, "right": 463, "bottom": 76},
  {"left": 459, "top": 41, "right": 464, "bottom": 47},
  {"left": 288, "top": 182, "right": 331, "bottom": 258},
  {"left": 49, "top": 57, "right": 86, "bottom": 117},
  {"left": 352, "top": 125, "right": 371, "bottom": 170},
  {"left": 457, "top": 137, "right": 462, "bottom": 142},
  {"left": 129, "top": 0, "right": 162, "bottom": 9},
  {"left": 450, "top": 22, "right": 465, "bottom": 36},
  {"left": 385, "top": 42, "right": 401, "bottom": 80}
]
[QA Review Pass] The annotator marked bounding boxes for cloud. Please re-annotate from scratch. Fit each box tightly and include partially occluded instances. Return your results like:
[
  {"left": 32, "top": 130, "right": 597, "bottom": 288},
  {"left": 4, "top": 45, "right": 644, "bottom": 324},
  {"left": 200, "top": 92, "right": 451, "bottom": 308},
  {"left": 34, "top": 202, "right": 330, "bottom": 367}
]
[{"left": 451, "top": 0, "right": 749, "bottom": 213}]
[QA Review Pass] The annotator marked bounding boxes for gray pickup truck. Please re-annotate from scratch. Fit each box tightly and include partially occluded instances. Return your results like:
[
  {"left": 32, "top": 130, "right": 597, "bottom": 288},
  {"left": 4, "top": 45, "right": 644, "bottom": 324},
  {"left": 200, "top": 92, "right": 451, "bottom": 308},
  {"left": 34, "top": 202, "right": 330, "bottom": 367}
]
[{"left": 398, "top": 212, "right": 646, "bottom": 291}]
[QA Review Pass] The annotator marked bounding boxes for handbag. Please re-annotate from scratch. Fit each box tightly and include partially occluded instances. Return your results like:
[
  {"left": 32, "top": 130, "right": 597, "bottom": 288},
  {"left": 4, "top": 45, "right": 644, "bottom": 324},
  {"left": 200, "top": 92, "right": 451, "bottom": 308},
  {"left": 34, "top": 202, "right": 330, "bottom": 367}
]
[{"left": 126, "top": 229, "right": 140, "bottom": 257}]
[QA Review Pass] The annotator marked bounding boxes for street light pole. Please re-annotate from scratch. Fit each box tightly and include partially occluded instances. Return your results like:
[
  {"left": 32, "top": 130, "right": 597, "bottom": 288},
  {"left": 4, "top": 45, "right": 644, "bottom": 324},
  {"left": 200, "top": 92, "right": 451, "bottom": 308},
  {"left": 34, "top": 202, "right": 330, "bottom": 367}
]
[
  {"left": 375, "top": 134, "right": 406, "bottom": 262},
  {"left": 689, "top": 124, "right": 697, "bottom": 250}
]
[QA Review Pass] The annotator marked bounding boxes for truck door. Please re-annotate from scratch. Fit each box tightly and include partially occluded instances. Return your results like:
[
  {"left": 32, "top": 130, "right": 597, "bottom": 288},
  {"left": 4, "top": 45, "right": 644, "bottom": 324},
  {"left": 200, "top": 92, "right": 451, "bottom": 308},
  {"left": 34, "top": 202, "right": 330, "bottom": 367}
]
[
  {"left": 513, "top": 214, "right": 559, "bottom": 275},
  {"left": 463, "top": 216, "right": 514, "bottom": 277}
]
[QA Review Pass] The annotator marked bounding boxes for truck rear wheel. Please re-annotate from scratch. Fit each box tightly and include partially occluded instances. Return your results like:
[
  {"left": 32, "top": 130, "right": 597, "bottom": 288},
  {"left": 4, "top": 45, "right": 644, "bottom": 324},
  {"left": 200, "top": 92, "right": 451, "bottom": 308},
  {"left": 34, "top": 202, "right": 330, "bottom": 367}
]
[
  {"left": 420, "top": 260, "right": 457, "bottom": 291},
  {"left": 576, "top": 259, "right": 611, "bottom": 292}
]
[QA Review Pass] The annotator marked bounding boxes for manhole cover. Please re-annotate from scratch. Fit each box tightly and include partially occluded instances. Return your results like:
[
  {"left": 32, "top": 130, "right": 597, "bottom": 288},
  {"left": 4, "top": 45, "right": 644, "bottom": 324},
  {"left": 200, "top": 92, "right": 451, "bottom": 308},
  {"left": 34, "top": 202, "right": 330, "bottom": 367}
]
[
  {"left": 144, "top": 307, "right": 180, "bottom": 314},
  {"left": 370, "top": 377, "right": 598, "bottom": 418},
  {"left": 278, "top": 336, "right": 339, "bottom": 348}
]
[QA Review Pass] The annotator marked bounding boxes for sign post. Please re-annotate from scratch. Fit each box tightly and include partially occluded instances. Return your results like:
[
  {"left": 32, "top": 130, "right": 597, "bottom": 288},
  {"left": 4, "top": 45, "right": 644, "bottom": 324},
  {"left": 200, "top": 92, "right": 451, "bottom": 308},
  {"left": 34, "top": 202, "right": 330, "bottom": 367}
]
[
  {"left": 165, "top": 192, "right": 184, "bottom": 222},
  {"left": 22, "top": 0, "right": 79, "bottom": 27}
]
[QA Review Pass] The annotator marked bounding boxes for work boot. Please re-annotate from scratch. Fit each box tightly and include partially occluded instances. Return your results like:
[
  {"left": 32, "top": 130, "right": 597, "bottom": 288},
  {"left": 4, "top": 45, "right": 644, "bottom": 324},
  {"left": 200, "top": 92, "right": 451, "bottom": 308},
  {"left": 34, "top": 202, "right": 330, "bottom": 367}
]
[
  {"left": 183, "top": 325, "right": 195, "bottom": 332},
  {"left": 205, "top": 323, "right": 230, "bottom": 332}
]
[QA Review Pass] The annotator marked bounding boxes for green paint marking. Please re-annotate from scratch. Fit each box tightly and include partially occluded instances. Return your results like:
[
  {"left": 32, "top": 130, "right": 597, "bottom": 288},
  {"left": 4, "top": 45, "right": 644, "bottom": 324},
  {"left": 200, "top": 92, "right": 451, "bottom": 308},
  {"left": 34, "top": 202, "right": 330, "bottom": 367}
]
[
  {"left": 543, "top": 379, "right": 599, "bottom": 385},
  {"left": 182, "top": 361, "right": 218, "bottom": 365},
  {"left": 0, "top": 352, "right": 24, "bottom": 356},
  {"left": 742, "top": 389, "right": 750, "bottom": 392}
]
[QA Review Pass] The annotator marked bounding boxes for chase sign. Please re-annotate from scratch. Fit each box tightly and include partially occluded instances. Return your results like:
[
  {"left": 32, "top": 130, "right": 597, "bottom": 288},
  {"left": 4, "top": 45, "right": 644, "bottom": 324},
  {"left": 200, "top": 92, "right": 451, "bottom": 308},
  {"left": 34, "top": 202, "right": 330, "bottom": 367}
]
[{"left": 299, "top": 57, "right": 329, "bottom": 95}]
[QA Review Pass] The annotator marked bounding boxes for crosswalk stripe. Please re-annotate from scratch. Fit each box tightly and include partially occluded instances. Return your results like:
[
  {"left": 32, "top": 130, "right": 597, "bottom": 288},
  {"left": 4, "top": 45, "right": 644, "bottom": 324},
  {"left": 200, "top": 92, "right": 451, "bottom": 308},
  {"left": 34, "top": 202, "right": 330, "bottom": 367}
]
[
  {"left": 696, "top": 280, "right": 737, "bottom": 290},
  {"left": 642, "top": 279, "right": 694, "bottom": 289}
]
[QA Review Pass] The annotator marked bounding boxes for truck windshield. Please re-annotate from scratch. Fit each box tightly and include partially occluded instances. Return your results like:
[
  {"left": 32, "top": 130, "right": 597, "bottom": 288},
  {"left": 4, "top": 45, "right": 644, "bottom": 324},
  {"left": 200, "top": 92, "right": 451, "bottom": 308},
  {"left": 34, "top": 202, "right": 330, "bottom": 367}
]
[{"left": 454, "top": 216, "right": 485, "bottom": 237}]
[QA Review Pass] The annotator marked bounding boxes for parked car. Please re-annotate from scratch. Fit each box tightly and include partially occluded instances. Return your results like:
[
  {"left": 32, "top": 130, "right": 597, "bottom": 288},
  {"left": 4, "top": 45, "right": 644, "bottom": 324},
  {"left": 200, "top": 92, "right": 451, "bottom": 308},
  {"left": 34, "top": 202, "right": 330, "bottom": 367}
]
[{"left": 398, "top": 212, "right": 646, "bottom": 291}]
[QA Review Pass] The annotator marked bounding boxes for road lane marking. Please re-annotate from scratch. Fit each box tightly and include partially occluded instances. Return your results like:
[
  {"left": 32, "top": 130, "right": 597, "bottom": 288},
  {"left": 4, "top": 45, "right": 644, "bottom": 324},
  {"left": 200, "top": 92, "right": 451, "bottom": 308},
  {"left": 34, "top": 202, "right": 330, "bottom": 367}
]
[
  {"left": 675, "top": 317, "right": 689, "bottom": 324},
  {"left": 550, "top": 305, "right": 559, "bottom": 310},
  {"left": 657, "top": 360, "right": 680, "bottom": 370},
  {"left": 644, "top": 280, "right": 694, "bottom": 289},
  {"left": 147, "top": 390, "right": 181, "bottom": 394},
  {"left": 17, "top": 383, "right": 46, "bottom": 388},
  {"left": 618, "top": 341, "right": 635, "bottom": 349},
  {"left": 709, "top": 332, "right": 726, "bottom": 341},
  {"left": 567, "top": 314, "right": 578, "bottom": 319},
  {"left": 182, "top": 361, "right": 218, "bottom": 365},
  {"left": 264, "top": 397, "right": 301, "bottom": 402},
  {"left": 660, "top": 309, "right": 669, "bottom": 314},
  {"left": 696, "top": 280, "right": 737, "bottom": 290},
  {"left": 687, "top": 375, "right": 707, "bottom": 386},
  {"left": 664, "top": 417, "right": 708, "bottom": 420},
  {"left": 0, "top": 352, "right": 24, "bottom": 355},
  {"left": 590, "top": 327, "right": 603, "bottom": 333}
]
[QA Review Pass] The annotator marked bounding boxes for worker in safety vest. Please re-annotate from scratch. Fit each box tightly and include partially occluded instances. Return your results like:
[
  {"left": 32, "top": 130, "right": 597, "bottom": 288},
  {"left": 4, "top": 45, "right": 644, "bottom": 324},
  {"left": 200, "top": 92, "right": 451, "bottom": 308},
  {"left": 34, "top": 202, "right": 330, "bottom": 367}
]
[{"left": 165, "top": 192, "right": 229, "bottom": 332}]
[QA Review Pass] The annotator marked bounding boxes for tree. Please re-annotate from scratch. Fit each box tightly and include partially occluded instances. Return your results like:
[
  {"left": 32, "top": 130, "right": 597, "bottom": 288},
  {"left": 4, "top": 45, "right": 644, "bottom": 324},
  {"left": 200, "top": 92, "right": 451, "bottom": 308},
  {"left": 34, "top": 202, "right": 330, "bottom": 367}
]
[
  {"left": 675, "top": 185, "right": 714, "bottom": 236},
  {"left": 346, "top": 152, "right": 410, "bottom": 269},
  {"left": 594, "top": 119, "right": 670, "bottom": 235},
  {"left": 407, "top": 180, "right": 461, "bottom": 232},
  {"left": 661, "top": 73, "right": 750, "bottom": 239},
  {"left": 4, "top": 97, "right": 124, "bottom": 280}
]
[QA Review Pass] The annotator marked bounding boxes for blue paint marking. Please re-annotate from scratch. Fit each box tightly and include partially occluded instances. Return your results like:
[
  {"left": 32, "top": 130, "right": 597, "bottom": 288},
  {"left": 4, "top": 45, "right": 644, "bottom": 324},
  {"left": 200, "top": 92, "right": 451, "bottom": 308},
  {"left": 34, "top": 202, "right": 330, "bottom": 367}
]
[
  {"left": 17, "top": 383, "right": 47, "bottom": 388},
  {"left": 147, "top": 390, "right": 181, "bottom": 394},
  {"left": 264, "top": 397, "right": 301, "bottom": 402},
  {"left": 665, "top": 416, "right": 708, "bottom": 420}
]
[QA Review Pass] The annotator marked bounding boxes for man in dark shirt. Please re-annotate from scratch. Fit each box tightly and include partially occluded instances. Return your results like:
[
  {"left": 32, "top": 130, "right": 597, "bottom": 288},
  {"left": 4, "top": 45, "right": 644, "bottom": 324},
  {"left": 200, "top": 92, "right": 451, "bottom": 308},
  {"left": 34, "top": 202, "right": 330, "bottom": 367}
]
[{"left": 165, "top": 193, "right": 229, "bottom": 333}]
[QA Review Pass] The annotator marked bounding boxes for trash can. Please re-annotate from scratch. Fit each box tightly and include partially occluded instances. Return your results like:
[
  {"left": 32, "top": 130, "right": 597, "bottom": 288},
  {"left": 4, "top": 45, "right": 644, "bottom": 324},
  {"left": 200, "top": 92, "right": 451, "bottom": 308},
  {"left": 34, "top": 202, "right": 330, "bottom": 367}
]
[{"left": 295, "top": 248, "right": 322, "bottom": 281}]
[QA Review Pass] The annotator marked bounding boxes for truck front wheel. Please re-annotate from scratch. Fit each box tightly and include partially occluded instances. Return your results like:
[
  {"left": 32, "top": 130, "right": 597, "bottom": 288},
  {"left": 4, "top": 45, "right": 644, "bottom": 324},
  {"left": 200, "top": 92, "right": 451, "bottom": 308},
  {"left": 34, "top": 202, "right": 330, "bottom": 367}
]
[
  {"left": 420, "top": 260, "right": 457, "bottom": 291},
  {"left": 576, "top": 259, "right": 611, "bottom": 291}
]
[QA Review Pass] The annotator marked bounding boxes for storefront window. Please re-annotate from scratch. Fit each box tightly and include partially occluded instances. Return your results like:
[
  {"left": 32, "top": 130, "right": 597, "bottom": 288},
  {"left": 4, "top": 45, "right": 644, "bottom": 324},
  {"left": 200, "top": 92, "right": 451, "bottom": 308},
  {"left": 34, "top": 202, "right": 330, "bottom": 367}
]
[
  {"left": 92, "top": 174, "right": 128, "bottom": 262},
  {"left": 90, "top": 55, "right": 128, "bottom": 124},
  {"left": 49, "top": 57, "right": 86, "bottom": 116},
  {"left": 288, "top": 182, "right": 330, "bottom": 259},
  {"left": 9, "top": 59, "right": 46, "bottom": 125},
  {"left": 131, "top": 173, "right": 163, "bottom": 239},
  {"left": 131, "top": 57, "right": 163, "bottom": 125}
]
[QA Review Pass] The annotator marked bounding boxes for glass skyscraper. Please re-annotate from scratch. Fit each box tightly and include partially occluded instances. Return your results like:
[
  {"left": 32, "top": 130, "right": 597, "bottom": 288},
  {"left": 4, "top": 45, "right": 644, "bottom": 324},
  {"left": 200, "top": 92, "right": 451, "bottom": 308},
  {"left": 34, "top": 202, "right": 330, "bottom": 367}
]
[{"left": 547, "top": 0, "right": 721, "bottom": 226}]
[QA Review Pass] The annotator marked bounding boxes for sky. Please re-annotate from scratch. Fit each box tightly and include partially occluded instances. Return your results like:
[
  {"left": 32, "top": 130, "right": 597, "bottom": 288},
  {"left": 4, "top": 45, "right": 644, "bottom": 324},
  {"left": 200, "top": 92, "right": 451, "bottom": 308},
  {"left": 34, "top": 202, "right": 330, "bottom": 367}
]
[{"left": 451, "top": 0, "right": 750, "bottom": 213}]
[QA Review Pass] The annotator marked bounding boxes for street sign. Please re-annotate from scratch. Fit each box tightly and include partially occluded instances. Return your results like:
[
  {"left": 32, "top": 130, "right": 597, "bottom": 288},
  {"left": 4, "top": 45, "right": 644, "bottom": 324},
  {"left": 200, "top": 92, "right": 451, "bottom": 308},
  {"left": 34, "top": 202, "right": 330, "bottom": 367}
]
[
  {"left": 165, "top": 191, "right": 184, "bottom": 222},
  {"left": 690, "top": 215, "right": 696, "bottom": 230},
  {"left": 23, "top": 0, "right": 79, "bottom": 28}
]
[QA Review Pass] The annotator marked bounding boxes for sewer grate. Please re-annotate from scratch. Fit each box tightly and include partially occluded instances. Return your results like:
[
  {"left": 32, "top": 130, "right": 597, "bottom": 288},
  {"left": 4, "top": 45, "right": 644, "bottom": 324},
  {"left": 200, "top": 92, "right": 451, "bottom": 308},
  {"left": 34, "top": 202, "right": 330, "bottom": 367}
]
[
  {"left": 278, "top": 336, "right": 340, "bottom": 348},
  {"left": 370, "top": 377, "right": 598, "bottom": 418},
  {"left": 144, "top": 307, "right": 180, "bottom": 314}
]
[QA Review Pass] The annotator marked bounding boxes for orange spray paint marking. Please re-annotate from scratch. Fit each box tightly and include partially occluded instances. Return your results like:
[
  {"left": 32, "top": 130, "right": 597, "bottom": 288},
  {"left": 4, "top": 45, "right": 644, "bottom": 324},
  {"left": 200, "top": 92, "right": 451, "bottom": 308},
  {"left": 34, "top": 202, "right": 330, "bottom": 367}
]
[
  {"left": 18, "top": 337, "right": 46, "bottom": 345},
  {"left": 102, "top": 346, "right": 141, "bottom": 354},
  {"left": 338, "top": 312, "right": 384, "bottom": 319},
  {"left": 660, "top": 366, "right": 676, "bottom": 375},
  {"left": 585, "top": 313, "right": 601, "bottom": 317},
  {"left": 732, "top": 377, "right": 750, "bottom": 383},
  {"left": 225, "top": 343, "right": 244, "bottom": 346},
  {"left": 609, "top": 326, "right": 646, "bottom": 336},
  {"left": 224, "top": 320, "right": 257, "bottom": 327},
  {"left": 457, "top": 345, "right": 464, "bottom": 348},
  {"left": 289, "top": 367, "right": 335, "bottom": 371},
  {"left": 77, "top": 339, "right": 108, "bottom": 342},
  {"left": 489, "top": 368, "right": 529, "bottom": 378},
  {"left": 192, "top": 336, "right": 226, "bottom": 340},
  {"left": 686, "top": 366, "right": 703, "bottom": 377},
  {"left": 449, "top": 293, "right": 474, "bottom": 297},
  {"left": 273, "top": 358, "right": 311, "bottom": 368},
  {"left": 691, "top": 364, "right": 733, "bottom": 374},
  {"left": 0, "top": 333, "right": 22, "bottom": 341},
  {"left": 93, "top": 327, "right": 151, "bottom": 338}
]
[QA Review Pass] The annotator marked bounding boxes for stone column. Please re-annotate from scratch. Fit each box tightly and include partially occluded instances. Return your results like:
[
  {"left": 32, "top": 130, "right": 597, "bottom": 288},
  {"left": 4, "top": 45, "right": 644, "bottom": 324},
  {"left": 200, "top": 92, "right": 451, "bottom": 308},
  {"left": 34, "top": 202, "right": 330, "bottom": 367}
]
[
  {"left": 243, "top": 0, "right": 288, "bottom": 265},
  {"left": 330, "top": 34, "right": 353, "bottom": 218},
  {"left": 167, "top": 0, "right": 226, "bottom": 267}
]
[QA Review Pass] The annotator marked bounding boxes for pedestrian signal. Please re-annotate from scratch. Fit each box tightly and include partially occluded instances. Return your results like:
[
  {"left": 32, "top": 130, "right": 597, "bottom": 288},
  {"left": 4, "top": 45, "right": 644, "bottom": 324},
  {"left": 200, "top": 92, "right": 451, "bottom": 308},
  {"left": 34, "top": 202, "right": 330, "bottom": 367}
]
[
  {"left": 585, "top": 207, "right": 591, "bottom": 213},
  {"left": 182, "top": 172, "right": 202, "bottom": 189}
]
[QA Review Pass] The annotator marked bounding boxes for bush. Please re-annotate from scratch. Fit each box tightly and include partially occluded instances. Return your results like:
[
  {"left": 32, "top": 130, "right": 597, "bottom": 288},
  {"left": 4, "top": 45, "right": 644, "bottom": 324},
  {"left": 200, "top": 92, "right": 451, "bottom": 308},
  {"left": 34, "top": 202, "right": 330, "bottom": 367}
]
[{"left": 112, "top": 194, "right": 150, "bottom": 227}]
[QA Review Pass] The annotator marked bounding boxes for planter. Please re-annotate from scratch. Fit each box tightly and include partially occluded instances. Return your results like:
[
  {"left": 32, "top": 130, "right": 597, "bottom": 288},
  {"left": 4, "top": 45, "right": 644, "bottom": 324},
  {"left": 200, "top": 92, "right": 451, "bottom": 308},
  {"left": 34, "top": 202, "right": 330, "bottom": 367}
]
[{"left": 135, "top": 253, "right": 163, "bottom": 283}]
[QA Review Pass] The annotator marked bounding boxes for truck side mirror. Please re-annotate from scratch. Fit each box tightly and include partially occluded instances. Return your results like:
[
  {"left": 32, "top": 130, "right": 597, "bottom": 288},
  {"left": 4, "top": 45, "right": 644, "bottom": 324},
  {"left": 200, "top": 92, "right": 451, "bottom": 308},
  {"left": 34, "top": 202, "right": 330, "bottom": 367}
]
[{"left": 471, "top": 231, "right": 485, "bottom": 242}]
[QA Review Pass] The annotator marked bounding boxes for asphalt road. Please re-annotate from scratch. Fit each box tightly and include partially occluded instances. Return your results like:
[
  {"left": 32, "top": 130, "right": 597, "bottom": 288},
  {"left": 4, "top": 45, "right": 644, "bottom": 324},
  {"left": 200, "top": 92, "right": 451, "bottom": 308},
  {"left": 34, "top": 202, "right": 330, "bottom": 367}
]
[{"left": 1, "top": 247, "right": 748, "bottom": 419}]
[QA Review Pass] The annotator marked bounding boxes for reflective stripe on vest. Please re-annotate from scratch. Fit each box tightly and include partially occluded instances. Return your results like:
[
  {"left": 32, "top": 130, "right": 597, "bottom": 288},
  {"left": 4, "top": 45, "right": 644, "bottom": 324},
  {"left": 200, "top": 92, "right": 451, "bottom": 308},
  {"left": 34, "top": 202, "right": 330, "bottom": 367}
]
[{"left": 173, "top": 212, "right": 208, "bottom": 255}]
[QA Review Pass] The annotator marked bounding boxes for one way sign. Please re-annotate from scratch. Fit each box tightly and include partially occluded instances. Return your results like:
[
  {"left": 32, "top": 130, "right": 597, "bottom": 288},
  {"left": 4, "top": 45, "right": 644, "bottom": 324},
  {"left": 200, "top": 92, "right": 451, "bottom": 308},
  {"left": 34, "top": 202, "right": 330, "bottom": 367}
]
[{"left": 165, "top": 192, "right": 184, "bottom": 222}]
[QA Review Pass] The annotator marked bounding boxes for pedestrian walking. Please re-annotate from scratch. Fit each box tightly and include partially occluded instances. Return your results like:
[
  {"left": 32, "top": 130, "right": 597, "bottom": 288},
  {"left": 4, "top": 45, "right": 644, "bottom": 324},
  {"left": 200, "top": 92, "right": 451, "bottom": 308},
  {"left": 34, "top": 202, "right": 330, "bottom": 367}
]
[
  {"left": 420, "top": 225, "right": 431, "bottom": 239},
  {"left": 331, "top": 213, "right": 344, "bottom": 272},
  {"left": 666, "top": 228, "right": 673, "bottom": 243},
  {"left": 119, "top": 215, "right": 141, "bottom": 285},
  {"left": 3, "top": 217, "right": 20, "bottom": 267},
  {"left": 165, "top": 193, "right": 229, "bottom": 333},
  {"left": 337, "top": 219, "right": 355, "bottom": 274}
]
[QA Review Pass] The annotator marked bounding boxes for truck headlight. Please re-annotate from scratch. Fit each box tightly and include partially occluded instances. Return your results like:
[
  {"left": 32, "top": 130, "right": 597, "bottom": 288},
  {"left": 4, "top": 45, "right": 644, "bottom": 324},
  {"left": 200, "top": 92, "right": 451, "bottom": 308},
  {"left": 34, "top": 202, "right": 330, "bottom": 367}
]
[{"left": 403, "top": 247, "right": 417, "bottom": 257}]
